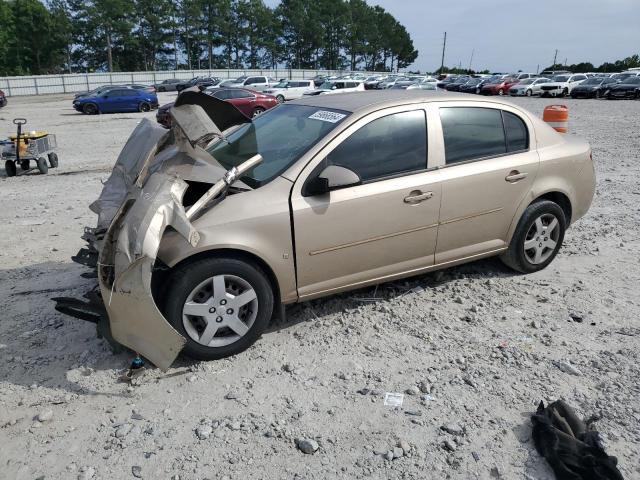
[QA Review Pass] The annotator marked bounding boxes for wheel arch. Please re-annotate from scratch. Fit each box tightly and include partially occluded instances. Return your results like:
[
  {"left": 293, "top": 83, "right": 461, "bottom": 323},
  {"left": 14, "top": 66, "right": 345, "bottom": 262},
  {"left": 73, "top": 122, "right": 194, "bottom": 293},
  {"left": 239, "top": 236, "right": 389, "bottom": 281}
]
[
  {"left": 506, "top": 188, "right": 573, "bottom": 244},
  {"left": 154, "top": 247, "right": 283, "bottom": 308}
]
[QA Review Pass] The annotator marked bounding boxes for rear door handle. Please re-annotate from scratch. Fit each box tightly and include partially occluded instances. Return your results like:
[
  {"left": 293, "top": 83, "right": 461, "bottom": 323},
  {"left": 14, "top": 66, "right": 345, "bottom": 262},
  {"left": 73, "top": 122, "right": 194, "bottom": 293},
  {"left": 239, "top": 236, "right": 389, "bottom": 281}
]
[
  {"left": 404, "top": 191, "right": 434, "bottom": 204},
  {"left": 505, "top": 171, "right": 527, "bottom": 182}
]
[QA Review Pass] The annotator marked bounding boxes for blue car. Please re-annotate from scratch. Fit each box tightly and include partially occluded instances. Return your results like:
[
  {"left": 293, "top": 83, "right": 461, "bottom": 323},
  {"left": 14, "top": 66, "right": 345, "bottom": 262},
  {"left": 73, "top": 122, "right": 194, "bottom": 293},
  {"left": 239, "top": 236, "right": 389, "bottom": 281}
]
[{"left": 73, "top": 87, "right": 158, "bottom": 115}]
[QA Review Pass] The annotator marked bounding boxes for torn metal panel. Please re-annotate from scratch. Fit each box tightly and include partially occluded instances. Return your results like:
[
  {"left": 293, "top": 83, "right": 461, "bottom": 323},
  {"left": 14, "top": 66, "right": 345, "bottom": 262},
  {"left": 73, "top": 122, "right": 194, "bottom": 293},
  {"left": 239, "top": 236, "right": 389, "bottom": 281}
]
[
  {"left": 170, "top": 104, "right": 222, "bottom": 147},
  {"left": 174, "top": 90, "right": 251, "bottom": 132},
  {"left": 99, "top": 173, "right": 197, "bottom": 370}
]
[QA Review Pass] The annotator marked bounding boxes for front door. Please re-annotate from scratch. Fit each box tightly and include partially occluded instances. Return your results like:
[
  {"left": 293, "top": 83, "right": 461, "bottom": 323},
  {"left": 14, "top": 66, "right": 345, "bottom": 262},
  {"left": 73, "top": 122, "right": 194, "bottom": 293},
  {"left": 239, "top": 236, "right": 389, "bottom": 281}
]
[
  {"left": 291, "top": 107, "right": 442, "bottom": 299},
  {"left": 432, "top": 104, "right": 539, "bottom": 264}
]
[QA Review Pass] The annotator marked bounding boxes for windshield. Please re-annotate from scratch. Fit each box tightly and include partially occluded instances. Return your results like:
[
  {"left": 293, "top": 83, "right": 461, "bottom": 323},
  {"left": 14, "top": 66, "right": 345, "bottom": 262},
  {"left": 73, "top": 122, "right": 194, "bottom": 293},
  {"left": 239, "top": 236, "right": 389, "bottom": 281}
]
[
  {"left": 207, "top": 105, "right": 349, "bottom": 188},
  {"left": 551, "top": 75, "right": 569, "bottom": 82}
]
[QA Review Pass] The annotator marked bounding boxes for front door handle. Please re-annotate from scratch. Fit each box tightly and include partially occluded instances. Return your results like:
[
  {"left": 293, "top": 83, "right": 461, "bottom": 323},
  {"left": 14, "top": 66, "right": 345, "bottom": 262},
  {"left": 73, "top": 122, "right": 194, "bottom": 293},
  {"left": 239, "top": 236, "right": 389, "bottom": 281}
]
[
  {"left": 505, "top": 170, "right": 528, "bottom": 183},
  {"left": 404, "top": 190, "right": 434, "bottom": 204}
]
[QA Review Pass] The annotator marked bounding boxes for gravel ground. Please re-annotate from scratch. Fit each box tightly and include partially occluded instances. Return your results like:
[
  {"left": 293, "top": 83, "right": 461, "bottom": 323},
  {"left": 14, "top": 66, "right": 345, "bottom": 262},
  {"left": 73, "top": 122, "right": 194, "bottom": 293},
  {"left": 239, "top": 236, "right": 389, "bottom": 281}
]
[{"left": 0, "top": 93, "right": 639, "bottom": 480}]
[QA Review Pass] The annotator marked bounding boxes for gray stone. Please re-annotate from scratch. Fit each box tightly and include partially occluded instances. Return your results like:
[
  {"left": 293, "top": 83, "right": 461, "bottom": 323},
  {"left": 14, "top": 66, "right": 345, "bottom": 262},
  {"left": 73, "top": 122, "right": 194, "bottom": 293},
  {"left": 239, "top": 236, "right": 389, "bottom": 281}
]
[
  {"left": 554, "top": 360, "right": 582, "bottom": 376},
  {"left": 383, "top": 450, "right": 394, "bottom": 461},
  {"left": 442, "top": 440, "right": 457, "bottom": 452},
  {"left": 405, "top": 385, "right": 420, "bottom": 396},
  {"left": 392, "top": 447, "right": 404, "bottom": 459},
  {"left": 132, "top": 465, "right": 142, "bottom": 478},
  {"left": 418, "top": 381, "right": 431, "bottom": 394},
  {"left": 115, "top": 423, "right": 133, "bottom": 438},
  {"left": 441, "top": 423, "right": 464, "bottom": 436},
  {"left": 398, "top": 440, "right": 411, "bottom": 455},
  {"left": 77, "top": 467, "right": 95, "bottom": 480},
  {"left": 296, "top": 438, "right": 319, "bottom": 454},
  {"left": 37, "top": 409, "right": 53, "bottom": 423},
  {"left": 196, "top": 424, "right": 213, "bottom": 440}
]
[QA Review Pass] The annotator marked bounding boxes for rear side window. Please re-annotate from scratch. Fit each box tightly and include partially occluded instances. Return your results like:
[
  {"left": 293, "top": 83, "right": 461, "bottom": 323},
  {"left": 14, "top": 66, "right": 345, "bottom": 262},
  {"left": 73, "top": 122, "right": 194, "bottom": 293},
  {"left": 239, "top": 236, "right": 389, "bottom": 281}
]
[
  {"left": 440, "top": 108, "right": 506, "bottom": 164},
  {"left": 327, "top": 110, "right": 427, "bottom": 182},
  {"left": 503, "top": 111, "right": 528, "bottom": 152},
  {"left": 440, "top": 107, "right": 529, "bottom": 164}
]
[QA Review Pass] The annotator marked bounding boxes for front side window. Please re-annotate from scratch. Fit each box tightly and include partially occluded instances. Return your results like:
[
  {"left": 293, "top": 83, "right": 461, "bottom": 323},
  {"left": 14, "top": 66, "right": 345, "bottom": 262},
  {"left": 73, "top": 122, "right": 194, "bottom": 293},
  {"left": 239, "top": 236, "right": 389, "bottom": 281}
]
[
  {"left": 326, "top": 110, "right": 427, "bottom": 183},
  {"left": 440, "top": 107, "right": 529, "bottom": 165},
  {"left": 208, "top": 105, "right": 348, "bottom": 188}
]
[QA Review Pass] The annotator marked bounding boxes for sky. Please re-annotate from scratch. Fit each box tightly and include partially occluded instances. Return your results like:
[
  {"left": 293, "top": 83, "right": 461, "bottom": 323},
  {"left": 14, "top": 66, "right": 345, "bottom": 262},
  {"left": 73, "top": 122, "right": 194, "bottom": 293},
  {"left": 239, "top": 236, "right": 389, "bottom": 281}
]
[{"left": 263, "top": 0, "right": 640, "bottom": 73}]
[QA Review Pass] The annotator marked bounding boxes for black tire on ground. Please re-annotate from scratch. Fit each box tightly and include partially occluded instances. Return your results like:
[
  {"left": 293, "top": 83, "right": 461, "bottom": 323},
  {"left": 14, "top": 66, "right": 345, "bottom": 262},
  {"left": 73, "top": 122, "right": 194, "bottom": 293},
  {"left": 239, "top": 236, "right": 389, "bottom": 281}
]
[
  {"left": 253, "top": 107, "right": 265, "bottom": 117},
  {"left": 83, "top": 103, "right": 98, "bottom": 115},
  {"left": 20, "top": 160, "right": 30, "bottom": 170},
  {"left": 276, "top": 95, "right": 285, "bottom": 104},
  {"left": 139, "top": 102, "right": 151, "bottom": 112},
  {"left": 36, "top": 157, "right": 49, "bottom": 174},
  {"left": 498, "top": 88, "right": 504, "bottom": 96},
  {"left": 526, "top": 89, "right": 532, "bottom": 97},
  {"left": 163, "top": 257, "right": 275, "bottom": 361},
  {"left": 500, "top": 200, "right": 566, "bottom": 274},
  {"left": 48, "top": 152, "right": 59, "bottom": 168},
  {"left": 5, "top": 160, "right": 17, "bottom": 177}
]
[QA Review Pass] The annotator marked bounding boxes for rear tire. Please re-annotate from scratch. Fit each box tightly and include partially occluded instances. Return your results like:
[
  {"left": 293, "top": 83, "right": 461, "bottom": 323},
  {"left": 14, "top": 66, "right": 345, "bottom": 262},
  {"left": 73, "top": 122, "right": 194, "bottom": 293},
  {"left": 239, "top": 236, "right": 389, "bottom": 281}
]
[
  {"left": 500, "top": 200, "right": 566, "bottom": 274},
  {"left": 36, "top": 157, "right": 48, "bottom": 174},
  {"left": 48, "top": 152, "right": 59, "bottom": 168},
  {"left": 83, "top": 103, "right": 98, "bottom": 115},
  {"left": 139, "top": 102, "right": 151, "bottom": 112},
  {"left": 253, "top": 107, "right": 265, "bottom": 117},
  {"left": 5, "top": 160, "right": 16, "bottom": 177},
  {"left": 163, "top": 257, "right": 274, "bottom": 361},
  {"left": 526, "top": 89, "right": 532, "bottom": 97},
  {"left": 498, "top": 88, "right": 504, "bottom": 96}
]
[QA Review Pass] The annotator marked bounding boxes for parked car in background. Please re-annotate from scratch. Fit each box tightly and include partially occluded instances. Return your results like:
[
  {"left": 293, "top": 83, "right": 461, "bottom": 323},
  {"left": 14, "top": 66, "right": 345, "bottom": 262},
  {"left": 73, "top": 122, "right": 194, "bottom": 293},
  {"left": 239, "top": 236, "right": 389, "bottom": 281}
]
[
  {"left": 376, "top": 76, "right": 401, "bottom": 89},
  {"left": 445, "top": 77, "right": 474, "bottom": 92},
  {"left": 509, "top": 77, "right": 550, "bottom": 96},
  {"left": 513, "top": 73, "right": 538, "bottom": 80},
  {"left": 154, "top": 79, "right": 185, "bottom": 92},
  {"left": 437, "top": 76, "right": 459, "bottom": 89},
  {"left": 606, "top": 76, "right": 640, "bottom": 99},
  {"left": 0, "top": 90, "right": 7, "bottom": 108},
  {"left": 456, "top": 78, "right": 483, "bottom": 94},
  {"left": 538, "top": 74, "right": 588, "bottom": 97},
  {"left": 156, "top": 87, "right": 277, "bottom": 127},
  {"left": 406, "top": 79, "right": 438, "bottom": 91},
  {"left": 464, "top": 76, "right": 497, "bottom": 94},
  {"left": 73, "top": 87, "right": 158, "bottom": 115},
  {"left": 222, "top": 75, "right": 276, "bottom": 91},
  {"left": 570, "top": 77, "right": 619, "bottom": 98},
  {"left": 263, "top": 80, "right": 315, "bottom": 103},
  {"left": 363, "top": 76, "right": 383, "bottom": 89},
  {"left": 82, "top": 90, "right": 595, "bottom": 367},
  {"left": 176, "top": 77, "right": 220, "bottom": 92},
  {"left": 74, "top": 85, "right": 119, "bottom": 100},
  {"left": 304, "top": 80, "right": 365, "bottom": 96},
  {"left": 480, "top": 77, "right": 519, "bottom": 95}
]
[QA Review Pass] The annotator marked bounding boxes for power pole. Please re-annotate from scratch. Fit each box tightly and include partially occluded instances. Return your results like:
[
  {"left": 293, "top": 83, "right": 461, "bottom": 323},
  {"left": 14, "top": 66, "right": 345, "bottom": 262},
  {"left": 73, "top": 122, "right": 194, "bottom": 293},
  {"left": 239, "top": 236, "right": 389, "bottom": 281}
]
[
  {"left": 552, "top": 49, "right": 558, "bottom": 67},
  {"left": 440, "top": 32, "right": 447, "bottom": 72},
  {"left": 468, "top": 49, "right": 475, "bottom": 73}
]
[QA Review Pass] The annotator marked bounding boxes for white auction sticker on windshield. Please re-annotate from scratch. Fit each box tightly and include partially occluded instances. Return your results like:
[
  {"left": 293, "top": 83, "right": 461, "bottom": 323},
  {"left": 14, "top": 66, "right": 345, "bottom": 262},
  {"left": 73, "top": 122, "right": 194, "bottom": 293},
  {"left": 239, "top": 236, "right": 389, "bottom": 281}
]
[{"left": 308, "top": 110, "right": 346, "bottom": 123}]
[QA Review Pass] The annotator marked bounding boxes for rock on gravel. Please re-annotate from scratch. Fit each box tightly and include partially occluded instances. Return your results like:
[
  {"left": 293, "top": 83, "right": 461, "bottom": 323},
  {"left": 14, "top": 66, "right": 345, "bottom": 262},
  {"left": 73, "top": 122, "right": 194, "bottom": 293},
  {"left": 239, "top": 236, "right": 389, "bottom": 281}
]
[
  {"left": 295, "top": 438, "right": 319, "bottom": 454},
  {"left": 36, "top": 409, "right": 53, "bottom": 422},
  {"left": 196, "top": 424, "right": 213, "bottom": 440}
]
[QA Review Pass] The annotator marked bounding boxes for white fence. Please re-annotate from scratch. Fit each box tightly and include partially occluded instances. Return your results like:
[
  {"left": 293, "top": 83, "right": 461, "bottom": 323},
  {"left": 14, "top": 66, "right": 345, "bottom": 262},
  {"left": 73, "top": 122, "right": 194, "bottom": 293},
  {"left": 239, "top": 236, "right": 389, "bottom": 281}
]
[{"left": 0, "top": 69, "right": 379, "bottom": 97}]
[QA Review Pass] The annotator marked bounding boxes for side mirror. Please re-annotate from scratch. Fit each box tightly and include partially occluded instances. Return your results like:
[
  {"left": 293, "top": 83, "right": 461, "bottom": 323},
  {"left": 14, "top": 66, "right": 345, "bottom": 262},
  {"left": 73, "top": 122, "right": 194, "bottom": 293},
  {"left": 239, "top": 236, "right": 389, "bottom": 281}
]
[{"left": 303, "top": 165, "right": 361, "bottom": 197}]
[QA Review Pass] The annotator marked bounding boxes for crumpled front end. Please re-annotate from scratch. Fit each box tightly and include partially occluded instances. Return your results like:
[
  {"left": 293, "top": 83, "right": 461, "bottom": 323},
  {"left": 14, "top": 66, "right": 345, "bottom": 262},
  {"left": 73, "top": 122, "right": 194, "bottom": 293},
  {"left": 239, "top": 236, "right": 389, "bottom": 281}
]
[
  {"left": 97, "top": 173, "right": 199, "bottom": 370},
  {"left": 54, "top": 92, "right": 253, "bottom": 370}
]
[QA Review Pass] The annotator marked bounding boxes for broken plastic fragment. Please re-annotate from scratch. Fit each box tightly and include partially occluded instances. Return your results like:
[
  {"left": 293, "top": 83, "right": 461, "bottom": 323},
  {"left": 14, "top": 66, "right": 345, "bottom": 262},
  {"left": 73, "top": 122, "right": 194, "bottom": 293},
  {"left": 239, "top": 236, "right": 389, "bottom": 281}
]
[{"left": 383, "top": 392, "right": 404, "bottom": 407}]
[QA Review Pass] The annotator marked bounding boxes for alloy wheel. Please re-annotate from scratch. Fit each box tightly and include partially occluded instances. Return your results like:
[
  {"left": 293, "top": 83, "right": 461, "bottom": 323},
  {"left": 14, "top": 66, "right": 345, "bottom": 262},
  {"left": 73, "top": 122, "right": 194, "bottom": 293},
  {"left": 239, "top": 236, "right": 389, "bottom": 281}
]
[
  {"left": 523, "top": 213, "right": 560, "bottom": 264},
  {"left": 182, "top": 274, "right": 258, "bottom": 348}
]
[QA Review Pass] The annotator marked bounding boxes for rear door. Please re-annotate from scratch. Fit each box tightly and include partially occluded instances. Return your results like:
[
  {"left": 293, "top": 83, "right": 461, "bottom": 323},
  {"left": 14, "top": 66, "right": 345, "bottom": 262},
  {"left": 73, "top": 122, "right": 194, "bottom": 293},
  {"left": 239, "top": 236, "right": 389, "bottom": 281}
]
[
  {"left": 430, "top": 102, "right": 539, "bottom": 264},
  {"left": 291, "top": 105, "right": 442, "bottom": 299}
]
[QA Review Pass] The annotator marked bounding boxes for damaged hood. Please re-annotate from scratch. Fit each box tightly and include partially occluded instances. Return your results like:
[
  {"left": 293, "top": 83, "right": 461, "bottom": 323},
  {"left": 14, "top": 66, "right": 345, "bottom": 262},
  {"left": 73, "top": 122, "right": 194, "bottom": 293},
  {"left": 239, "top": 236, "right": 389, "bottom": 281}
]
[{"left": 90, "top": 91, "right": 252, "bottom": 233}]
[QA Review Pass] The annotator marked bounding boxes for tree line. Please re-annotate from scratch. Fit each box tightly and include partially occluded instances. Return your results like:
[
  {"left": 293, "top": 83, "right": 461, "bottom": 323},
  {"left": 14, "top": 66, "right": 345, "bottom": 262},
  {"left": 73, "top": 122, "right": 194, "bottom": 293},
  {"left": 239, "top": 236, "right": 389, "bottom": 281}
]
[{"left": 0, "top": 0, "right": 418, "bottom": 76}]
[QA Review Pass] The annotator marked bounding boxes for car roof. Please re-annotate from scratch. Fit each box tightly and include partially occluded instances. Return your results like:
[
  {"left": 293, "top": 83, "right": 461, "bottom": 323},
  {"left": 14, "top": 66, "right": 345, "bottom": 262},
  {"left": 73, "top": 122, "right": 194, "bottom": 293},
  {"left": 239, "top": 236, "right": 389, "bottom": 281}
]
[{"left": 290, "top": 90, "right": 516, "bottom": 113}]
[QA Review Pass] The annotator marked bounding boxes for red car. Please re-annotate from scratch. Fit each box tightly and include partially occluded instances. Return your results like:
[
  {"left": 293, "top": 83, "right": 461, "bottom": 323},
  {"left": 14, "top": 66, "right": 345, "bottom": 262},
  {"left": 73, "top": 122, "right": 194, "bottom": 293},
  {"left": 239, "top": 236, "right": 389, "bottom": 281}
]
[
  {"left": 0, "top": 90, "right": 7, "bottom": 108},
  {"left": 480, "top": 77, "right": 519, "bottom": 96},
  {"left": 156, "top": 88, "right": 278, "bottom": 128}
]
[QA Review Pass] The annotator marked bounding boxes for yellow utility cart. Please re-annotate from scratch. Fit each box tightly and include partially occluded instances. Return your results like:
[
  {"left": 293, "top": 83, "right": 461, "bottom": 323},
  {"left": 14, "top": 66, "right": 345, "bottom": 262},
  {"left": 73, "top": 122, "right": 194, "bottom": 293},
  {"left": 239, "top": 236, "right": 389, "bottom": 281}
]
[{"left": 1, "top": 118, "right": 58, "bottom": 177}]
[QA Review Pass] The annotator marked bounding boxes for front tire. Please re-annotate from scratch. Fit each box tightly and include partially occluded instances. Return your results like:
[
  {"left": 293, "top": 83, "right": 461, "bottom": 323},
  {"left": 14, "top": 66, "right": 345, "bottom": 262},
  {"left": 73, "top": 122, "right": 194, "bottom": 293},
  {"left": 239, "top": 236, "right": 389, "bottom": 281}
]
[
  {"left": 526, "top": 89, "right": 532, "bottom": 97},
  {"left": 83, "top": 103, "right": 98, "bottom": 115},
  {"left": 500, "top": 200, "right": 566, "bottom": 274},
  {"left": 163, "top": 257, "right": 274, "bottom": 361},
  {"left": 48, "top": 152, "right": 59, "bottom": 168},
  {"left": 276, "top": 95, "right": 285, "bottom": 104}
]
